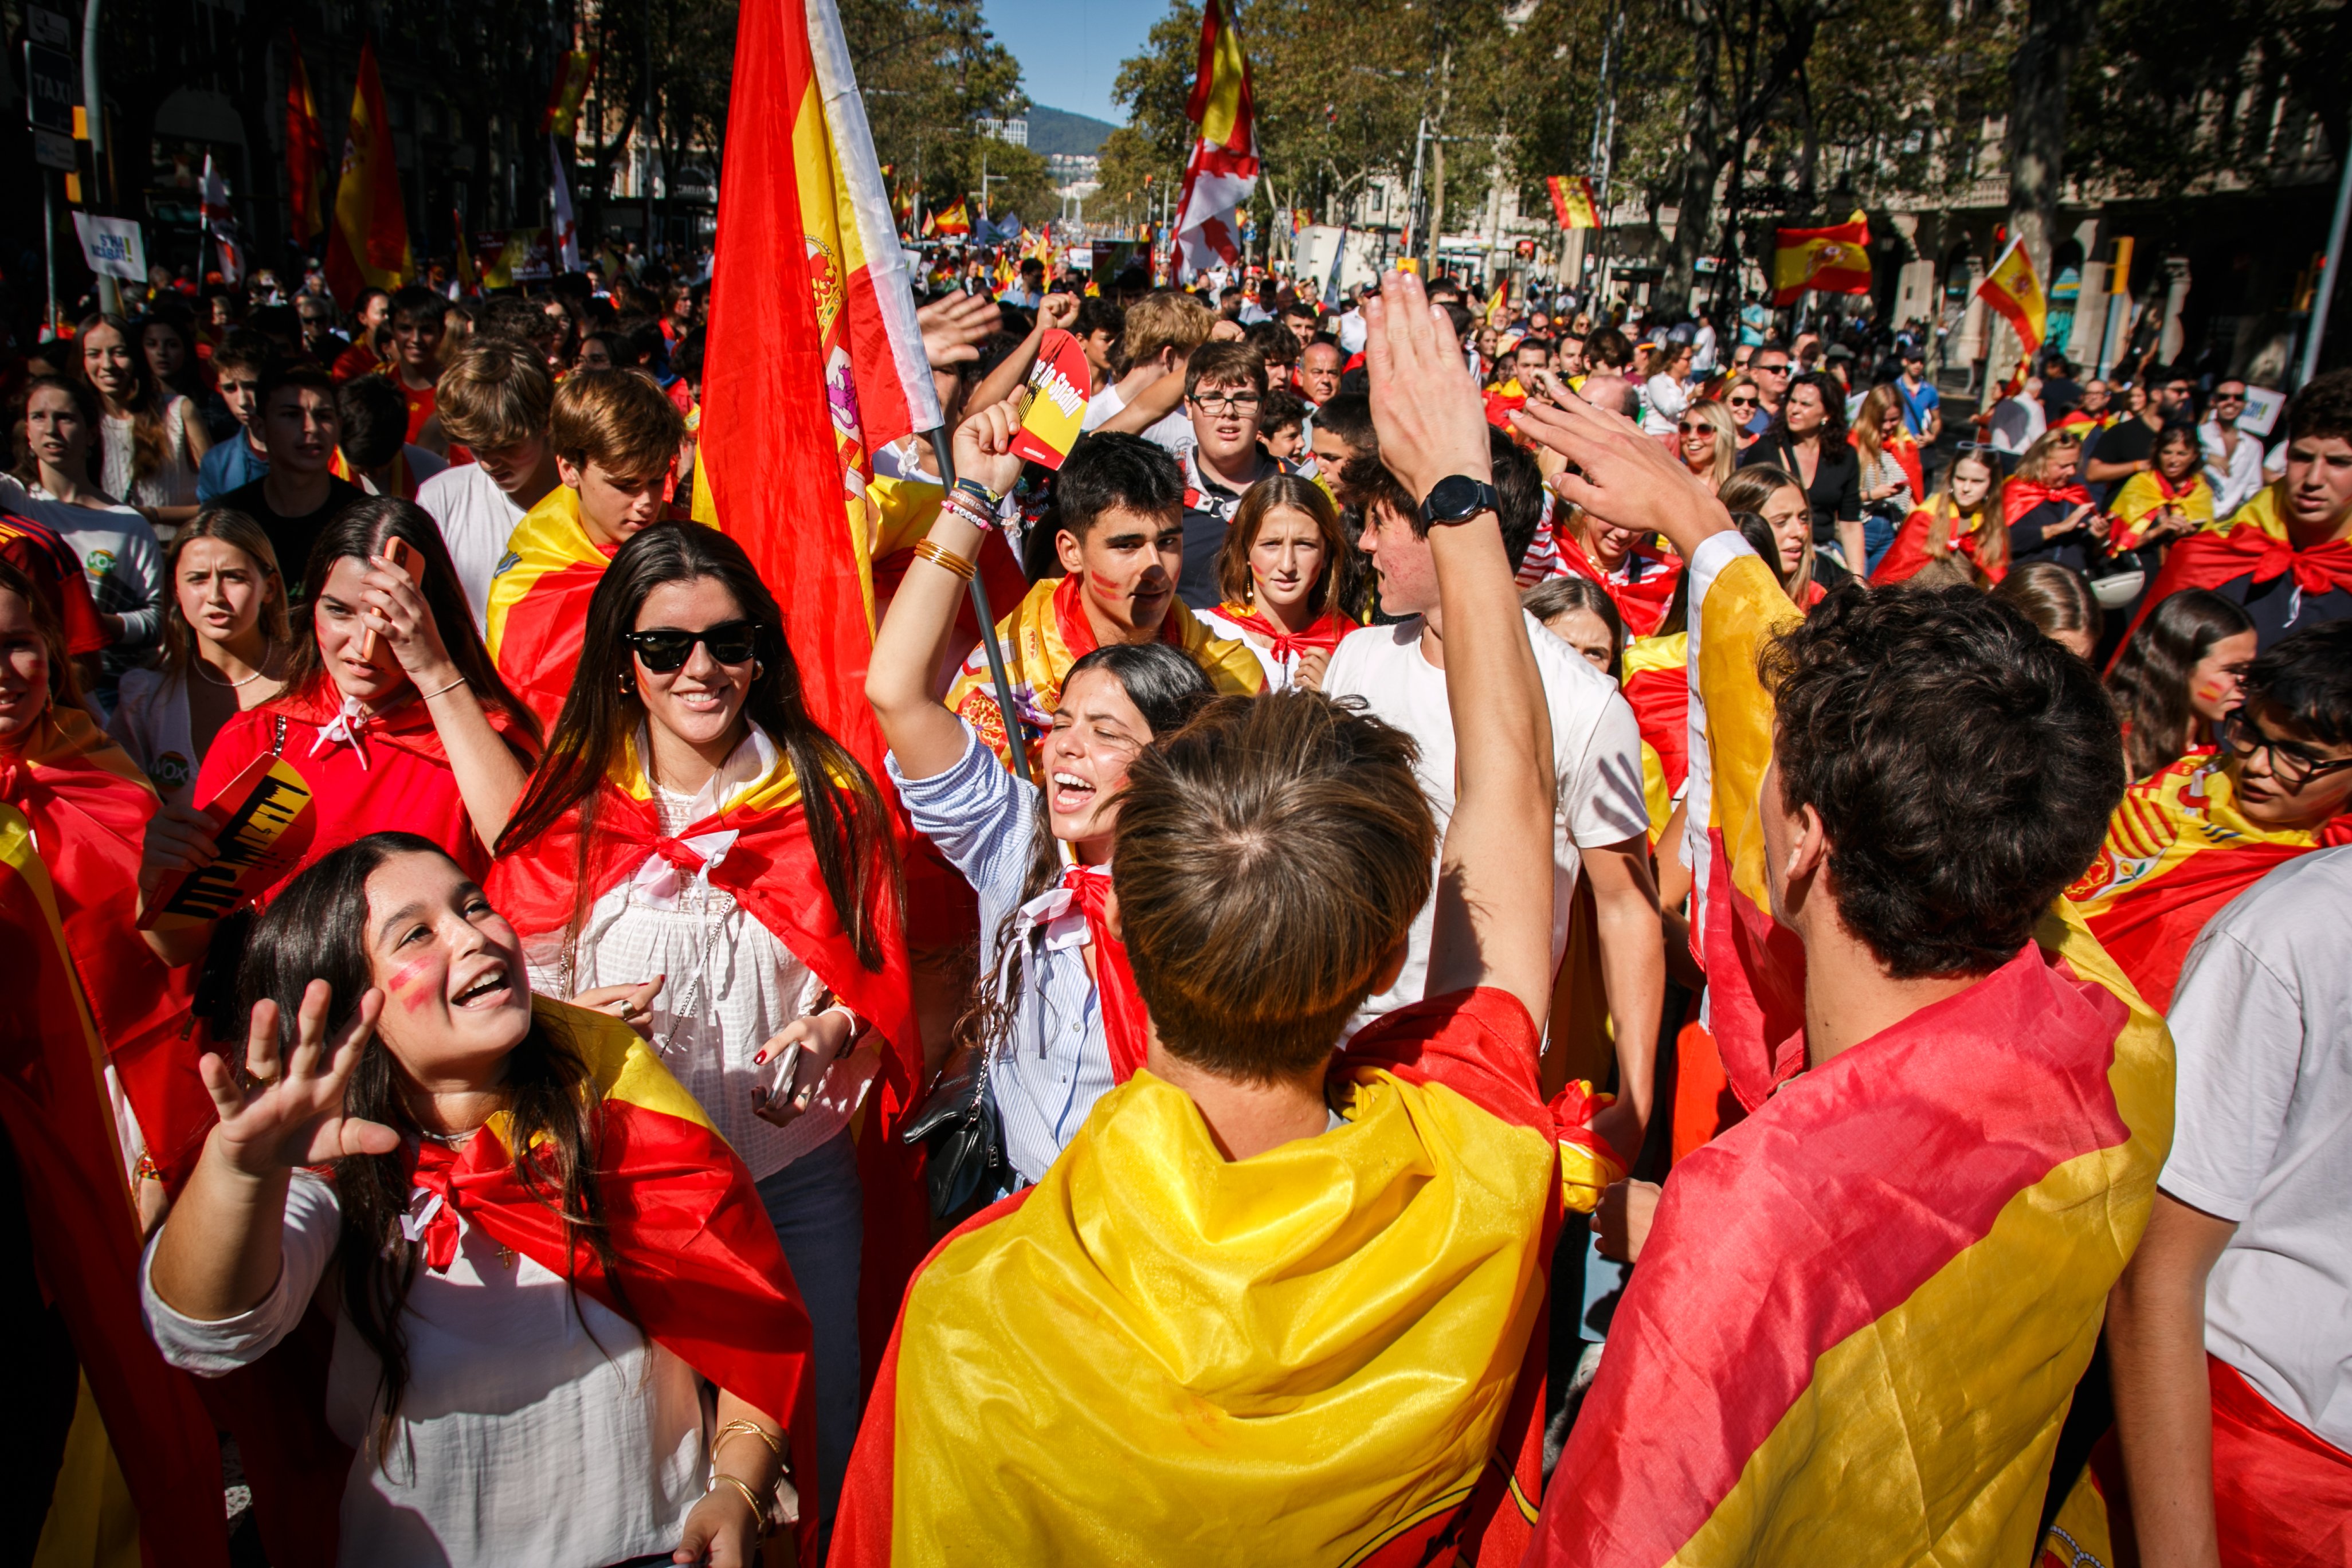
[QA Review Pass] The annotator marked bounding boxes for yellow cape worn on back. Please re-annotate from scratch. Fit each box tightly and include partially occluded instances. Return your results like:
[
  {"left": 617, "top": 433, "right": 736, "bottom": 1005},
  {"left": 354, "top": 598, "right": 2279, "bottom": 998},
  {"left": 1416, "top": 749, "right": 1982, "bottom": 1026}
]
[{"left": 883, "top": 1068, "right": 1554, "bottom": 1565}]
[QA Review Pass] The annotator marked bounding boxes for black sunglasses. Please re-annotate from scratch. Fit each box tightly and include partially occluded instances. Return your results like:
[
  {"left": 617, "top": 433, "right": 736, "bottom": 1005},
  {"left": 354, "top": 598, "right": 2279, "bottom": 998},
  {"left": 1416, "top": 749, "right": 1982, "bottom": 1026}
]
[
  {"left": 623, "top": 619, "right": 762, "bottom": 672},
  {"left": 2218, "top": 707, "right": 2352, "bottom": 789}
]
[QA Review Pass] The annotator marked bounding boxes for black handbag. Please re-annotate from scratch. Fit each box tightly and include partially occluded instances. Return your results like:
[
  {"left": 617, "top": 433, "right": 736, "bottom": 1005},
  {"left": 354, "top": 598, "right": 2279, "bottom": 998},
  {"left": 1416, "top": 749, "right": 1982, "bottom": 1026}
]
[{"left": 899, "top": 1044, "right": 1008, "bottom": 1222}]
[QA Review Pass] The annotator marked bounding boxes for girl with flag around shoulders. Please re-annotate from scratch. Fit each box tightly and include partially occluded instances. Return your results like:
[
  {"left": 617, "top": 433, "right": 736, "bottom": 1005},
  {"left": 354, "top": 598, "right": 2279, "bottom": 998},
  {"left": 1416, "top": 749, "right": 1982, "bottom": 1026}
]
[
  {"left": 487, "top": 523, "right": 914, "bottom": 1524},
  {"left": 1191, "top": 474, "right": 1357, "bottom": 691}
]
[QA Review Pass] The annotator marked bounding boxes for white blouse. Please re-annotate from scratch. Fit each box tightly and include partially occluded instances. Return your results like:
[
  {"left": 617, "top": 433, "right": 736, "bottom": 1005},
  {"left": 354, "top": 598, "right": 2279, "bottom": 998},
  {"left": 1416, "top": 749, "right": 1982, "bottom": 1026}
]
[
  {"left": 521, "top": 724, "right": 872, "bottom": 1183},
  {"left": 143, "top": 1170, "right": 707, "bottom": 1568},
  {"left": 101, "top": 397, "right": 199, "bottom": 512},
  {"left": 108, "top": 667, "right": 199, "bottom": 799}
]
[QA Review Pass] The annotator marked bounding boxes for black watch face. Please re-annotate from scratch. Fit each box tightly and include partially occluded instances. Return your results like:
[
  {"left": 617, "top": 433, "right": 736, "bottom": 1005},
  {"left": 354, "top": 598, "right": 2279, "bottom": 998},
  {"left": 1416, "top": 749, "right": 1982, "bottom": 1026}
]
[{"left": 1428, "top": 476, "right": 1483, "bottom": 519}]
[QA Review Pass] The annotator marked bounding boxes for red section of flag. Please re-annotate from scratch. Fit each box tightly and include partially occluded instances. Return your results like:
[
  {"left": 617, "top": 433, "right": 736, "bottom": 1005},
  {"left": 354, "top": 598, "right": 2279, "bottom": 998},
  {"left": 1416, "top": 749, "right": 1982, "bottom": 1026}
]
[
  {"left": 284, "top": 34, "right": 327, "bottom": 248},
  {"left": 323, "top": 40, "right": 411, "bottom": 305},
  {"left": 2116, "top": 516, "right": 2352, "bottom": 663}
]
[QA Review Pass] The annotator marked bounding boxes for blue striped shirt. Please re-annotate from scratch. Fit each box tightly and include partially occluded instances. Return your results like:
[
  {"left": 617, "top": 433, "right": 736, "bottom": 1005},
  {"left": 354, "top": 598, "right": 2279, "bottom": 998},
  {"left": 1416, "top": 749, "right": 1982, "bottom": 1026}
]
[{"left": 888, "top": 724, "right": 1112, "bottom": 1186}]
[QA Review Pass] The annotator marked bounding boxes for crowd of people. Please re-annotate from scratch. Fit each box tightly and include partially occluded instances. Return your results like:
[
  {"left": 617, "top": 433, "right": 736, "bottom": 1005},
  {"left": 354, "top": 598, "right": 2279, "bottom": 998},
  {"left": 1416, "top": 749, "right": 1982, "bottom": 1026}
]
[{"left": 2, "top": 237, "right": 2349, "bottom": 1568}]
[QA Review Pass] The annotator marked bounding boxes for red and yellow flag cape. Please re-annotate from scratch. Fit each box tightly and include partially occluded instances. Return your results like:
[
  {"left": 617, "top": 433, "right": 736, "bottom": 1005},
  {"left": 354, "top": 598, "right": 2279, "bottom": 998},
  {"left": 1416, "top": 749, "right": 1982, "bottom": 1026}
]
[
  {"left": 1536, "top": 535, "right": 2172, "bottom": 1565},
  {"left": 1555, "top": 531, "right": 1684, "bottom": 638},
  {"left": 485, "top": 484, "right": 611, "bottom": 732},
  {"left": 836, "top": 989, "right": 1562, "bottom": 1567},
  {"left": 2107, "top": 468, "right": 2216, "bottom": 551},
  {"left": 1, "top": 709, "right": 212, "bottom": 1190},
  {"left": 2116, "top": 480, "right": 2352, "bottom": 657},
  {"left": 1871, "top": 497, "right": 2001, "bottom": 586},
  {"left": 943, "top": 574, "right": 1263, "bottom": 770},
  {"left": 447, "top": 998, "right": 821, "bottom": 1563},
  {"left": 1621, "top": 630, "right": 1687, "bottom": 842},
  {"left": 2067, "top": 752, "right": 2346, "bottom": 1012},
  {"left": 0, "top": 804, "right": 229, "bottom": 1565}
]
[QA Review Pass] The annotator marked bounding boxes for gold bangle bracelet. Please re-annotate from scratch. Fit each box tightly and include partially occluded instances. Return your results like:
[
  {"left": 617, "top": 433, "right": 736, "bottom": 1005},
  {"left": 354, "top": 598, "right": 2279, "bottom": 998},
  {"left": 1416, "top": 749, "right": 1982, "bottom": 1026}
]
[
  {"left": 707, "top": 1472, "right": 766, "bottom": 1528},
  {"left": 914, "top": 538, "right": 978, "bottom": 580},
  {"left": 715, "top": 1417, "right": 785, "bottom": 1464}
]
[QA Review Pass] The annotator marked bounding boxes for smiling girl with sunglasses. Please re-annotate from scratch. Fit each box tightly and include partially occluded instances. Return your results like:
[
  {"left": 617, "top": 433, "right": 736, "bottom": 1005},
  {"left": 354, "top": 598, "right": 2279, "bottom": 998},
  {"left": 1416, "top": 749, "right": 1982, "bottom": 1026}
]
[{"left": 488, "top": 523, "right": 910, "bottom": 1522}]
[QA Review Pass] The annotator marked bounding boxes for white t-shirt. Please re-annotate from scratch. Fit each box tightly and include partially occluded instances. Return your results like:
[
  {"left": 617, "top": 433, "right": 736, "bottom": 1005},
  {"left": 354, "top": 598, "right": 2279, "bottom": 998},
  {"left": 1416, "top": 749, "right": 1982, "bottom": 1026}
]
[
  {"left": 1323, "top": 611, "right": 1649, "bottom": 1031},
  {"left": 1081, "top": 379, "right": 1195, "bottom": 456},
  {"left": 417, "top": 461, "right": 526, "bottom": 632},
  {"left": 2162, "top": 845, "right": 2352, "bottom": 1453}
]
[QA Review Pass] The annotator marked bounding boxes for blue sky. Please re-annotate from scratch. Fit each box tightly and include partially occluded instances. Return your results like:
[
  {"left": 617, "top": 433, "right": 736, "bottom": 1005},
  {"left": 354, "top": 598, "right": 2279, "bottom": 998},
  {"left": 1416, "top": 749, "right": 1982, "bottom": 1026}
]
[{"left": 981, "top": 0, "right": 1165, "bottom": 125}]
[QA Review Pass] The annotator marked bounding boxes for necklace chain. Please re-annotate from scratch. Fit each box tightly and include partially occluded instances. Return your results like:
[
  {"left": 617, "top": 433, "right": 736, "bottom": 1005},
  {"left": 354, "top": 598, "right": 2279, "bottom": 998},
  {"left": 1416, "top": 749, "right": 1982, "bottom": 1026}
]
[{"left": 195, "top": 650, "right": 276, "bottom": 690}]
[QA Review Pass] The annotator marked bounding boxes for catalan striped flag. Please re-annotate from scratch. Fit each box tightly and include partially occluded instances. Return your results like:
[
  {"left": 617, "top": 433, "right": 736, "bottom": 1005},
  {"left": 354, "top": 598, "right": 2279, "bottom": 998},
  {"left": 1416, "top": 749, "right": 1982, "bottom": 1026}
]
[
  {"left": 1172, "top": 0, "right": 1260, "bottom": 277},
  {"left": 1532, "top": 535, "right": 2173, "bottom": 1567},
  {"left": 1547, "top": 175, "right": 1600, "bottom": 230},
  {"left": 1978, "top": 237, "right": 2049, "bottom": 357},
  {"left": 0, "top": 805, "right": 230, "bottom": 1565},
  {"left": 323, "top": 38, "right": 413, "bottom": 306},
  {"left": 2067, "top": 753, "right": 2348, "bottom": 1012},
  {"left": 1770, "top": 213, "right": 1872, "bottom": 306}
]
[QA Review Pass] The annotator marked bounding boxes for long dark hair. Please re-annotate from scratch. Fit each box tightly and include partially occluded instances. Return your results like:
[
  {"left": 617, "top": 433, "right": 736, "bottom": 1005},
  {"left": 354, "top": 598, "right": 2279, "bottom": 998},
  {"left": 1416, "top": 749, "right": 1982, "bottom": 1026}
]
[
  {"left": 76, "top": 312, "right": 170, "bottom": 481},
  {"left": 238, "top": 832, "right": 622, "bottom": 1472},
  {"left": 288, "top": 497, "right": 543, "bottom": 752},
  {"left": 495, "top": 523, "right": 899, "bottom": 967},
  {"left": 955, "top": 642, "right": 1213, "bottom": 1061},
  {"left": 1771, "top": 370, "right": 1850, "bottom": 448},
  {"left": 2107, "top": 588, "right": 2255, "bottom": 780}
]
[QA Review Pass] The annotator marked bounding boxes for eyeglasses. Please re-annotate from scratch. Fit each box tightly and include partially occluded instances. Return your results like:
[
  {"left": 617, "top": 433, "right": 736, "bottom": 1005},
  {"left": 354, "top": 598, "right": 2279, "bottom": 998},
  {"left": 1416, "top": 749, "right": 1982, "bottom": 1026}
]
[
  {"left": 1190, "top": 392, "right": 1263, "bottom": 415},
  {"left": 2214, "top": 391, "right": 2247, "bottom": 403},
  {"left": 1726, "top": 394, "right": 1758, "bottom": 407},
  {"left": 2217, "top": 707, "right": 2352, "bottom": 789},
  {"left": 622, "top": 619, "right": 762, "bottom": 672}
]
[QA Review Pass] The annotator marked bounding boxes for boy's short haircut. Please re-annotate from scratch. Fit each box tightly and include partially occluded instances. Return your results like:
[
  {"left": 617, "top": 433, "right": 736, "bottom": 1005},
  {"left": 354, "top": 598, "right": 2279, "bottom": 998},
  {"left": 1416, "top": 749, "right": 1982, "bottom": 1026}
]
[
  {"left": 1115, "top": 689, "right": 1437, "bottom": 1077},
  {"left": 1074, "top": 297, "right": 1126, "bottom": 343},
  {"left": 1334, "top": 453, "right": 1415, "bottom": 532},
  {"left": 548, "top": 368, "right": 685, "bottom": 483},
  {"left": 479, "top": 293, "right": 560, "bottom": 351},
  {"left": 1056, "top": 432, "right": 1183, "bottom": 539},
  {"left": 1120, "top": 291, "right": 1216, "bottom": 366},
  {"left": 1185, "top": 340, "right": 1269, "bottom": 401},
  {"left": 259, "top": 360, "right": 337, "bottom": 412},
  {"left": 1244, "top": 320, "right": 1299, "bottom": 369},
  {"left": 1586, "top": 327, "right": 1634, "bottom": 369},
  {"left": 212, "top": 332, "right": 273, "bottom": 379},
  {"left": 1761, "top": 584, "right": 2123, "bottom": 977},
  {"left": 1489, "top": 428, "right": 1544, "bottom": 571},
  {"left": 436, "top": 339, "right": 554, "bottom": 452},
  {"left": 1515, "top": 336, "right": 1554, "bottom": 362},
  {"left": 2286, "top": 367, "right": 2352, "bottom": 445},
  {"left": 389, "top": 283, "right": 445, "bottom": 323},
  {"left": 335, "top": 375, "right": 409, "bottom": 468},
  {"left": 1257, "top": 386, "right": 1306, "bottom": 436},
  {"left": 2239, "top": 620, "right": 2352, "bottom": 747},
  {"left": 1312, "top": 392, "right": 1378, "bottom": 462}
]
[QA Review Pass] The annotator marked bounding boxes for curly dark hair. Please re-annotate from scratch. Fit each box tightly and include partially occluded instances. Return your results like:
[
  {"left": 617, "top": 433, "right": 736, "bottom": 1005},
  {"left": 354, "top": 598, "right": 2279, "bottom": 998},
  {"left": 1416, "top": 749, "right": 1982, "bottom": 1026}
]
[
  {"left": 1761, "top": 582, "right": 2123, "bottom": 977},
  {"left": 2240, "top": 618, "right": 2352, "bottom": 747},
  {"left": 2287, "top": 366, "right": 2352, "bottom": 445}
]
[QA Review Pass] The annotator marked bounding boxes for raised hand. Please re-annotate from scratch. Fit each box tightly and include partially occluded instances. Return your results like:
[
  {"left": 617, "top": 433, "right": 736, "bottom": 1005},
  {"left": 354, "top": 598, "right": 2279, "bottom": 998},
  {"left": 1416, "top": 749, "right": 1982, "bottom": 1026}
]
[
  {"left": 918, "top": 290, "right": 1001, "bottom": 370},
  {"left": 201, "top": 979, "right": 401, "bottom": 1178},
  {"left": 360, "top": 552, "right": 456, "bottom": 687},
  {"left": 1514, "top": 391, "right": 1734, "bottom": 560},
  {"left": 1362, "top": 271, "right": 1489, "bottom": 503},
  {"left": 950, "top": 394, "right": 1027, "bottom": 500}
]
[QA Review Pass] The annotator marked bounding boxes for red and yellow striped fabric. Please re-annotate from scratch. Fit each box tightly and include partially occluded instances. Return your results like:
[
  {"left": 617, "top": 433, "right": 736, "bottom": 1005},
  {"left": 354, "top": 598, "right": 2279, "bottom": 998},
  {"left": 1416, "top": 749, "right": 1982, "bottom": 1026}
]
[
  {"left": 1621, "top": 629, "right": 1687, "bottom": 842},
  {"left": 2066, "top": 753, "right": 2346, "bottom": 1012},
  {"left": 1541, "top": 535, "right": 2173, "bottom": 1566},
  {"left": 2106, "top": 468, "right": 2216, "bottom": 551},
  {"left": 836, "top": 989, "right": 1561, "bottom": 1567},
  {"left": 943, "top": 575, "right": 1262, "bottom": 771},
  {"left": 0, "top": 804, "right": 229, "bottom": 1565},
  {"left": 484, "top": 484, "right": 611, "bottom": 732}
]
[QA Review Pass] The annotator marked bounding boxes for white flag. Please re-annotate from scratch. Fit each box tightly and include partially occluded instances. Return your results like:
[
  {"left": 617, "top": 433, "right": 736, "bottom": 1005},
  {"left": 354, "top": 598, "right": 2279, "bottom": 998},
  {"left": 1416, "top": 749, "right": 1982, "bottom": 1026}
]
[{"left": 550, "top": 134, "right": 581, "bottom": 273}]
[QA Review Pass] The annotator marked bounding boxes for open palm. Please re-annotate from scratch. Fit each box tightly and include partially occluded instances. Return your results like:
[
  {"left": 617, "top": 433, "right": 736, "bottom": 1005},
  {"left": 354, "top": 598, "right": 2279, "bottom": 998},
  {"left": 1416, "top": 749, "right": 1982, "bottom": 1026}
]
[{"left": 200, "top": 979, "right": 402, "bottom": 1177}]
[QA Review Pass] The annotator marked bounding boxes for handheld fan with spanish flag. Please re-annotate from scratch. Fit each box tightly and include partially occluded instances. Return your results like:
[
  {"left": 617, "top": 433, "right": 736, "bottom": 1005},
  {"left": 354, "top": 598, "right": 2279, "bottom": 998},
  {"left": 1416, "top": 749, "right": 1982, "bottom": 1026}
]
[
  {"left": 1770, "top": 212, "right": 1872, "bottom": 306},
  {"left": 1547, "top": 175, "right": 1600, "bottom": 230},
  {"left": 1977, "top": 236, "right": 2049, "bottom": 357}
]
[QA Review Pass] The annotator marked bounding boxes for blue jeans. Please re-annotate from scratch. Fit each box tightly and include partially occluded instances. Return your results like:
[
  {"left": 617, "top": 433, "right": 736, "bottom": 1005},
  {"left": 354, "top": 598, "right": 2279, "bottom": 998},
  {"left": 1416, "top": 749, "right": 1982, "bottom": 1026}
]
[
  {"left": 1863, "top": 512, "right": 1899, "bottom": 577},
  {"left": 754, "top": 1128, "right": 863, "bottom": 1530}
]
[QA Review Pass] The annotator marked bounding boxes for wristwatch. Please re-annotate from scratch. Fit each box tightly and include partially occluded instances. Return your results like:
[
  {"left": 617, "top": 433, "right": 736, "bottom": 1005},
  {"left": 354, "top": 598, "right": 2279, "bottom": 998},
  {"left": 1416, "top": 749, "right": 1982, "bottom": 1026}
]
[{"left": 1418, "top": 475, "right": 1500, "bottom": 528}]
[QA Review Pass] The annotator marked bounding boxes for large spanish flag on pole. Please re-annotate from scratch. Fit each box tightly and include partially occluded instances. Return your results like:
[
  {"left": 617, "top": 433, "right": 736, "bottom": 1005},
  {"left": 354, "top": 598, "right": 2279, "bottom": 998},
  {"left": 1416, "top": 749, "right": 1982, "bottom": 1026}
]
[
  {"left": 1171, "top": 0, "right": 1260, "bottom": 279},
  {"left": 0, "top": 806, "right": 230, "bottom": 1566},
  {"left": 1978, "top": 236, "right": 2050, "bottom": 357},
  {"left": 323, "top": 39, "right": 412, "bottom": 307},
  {"left": 1769, "top": 212, "right": 1872, "bottom": 306},
  {"left": 1530, "top": 534, "right": 2173, "bottom": 1567},
  {"left": 283, "top": 33, "right": 327, "bottom": 248},
  {"left": 1547, "top": 174, "right": 1600, "bottom": 230}
]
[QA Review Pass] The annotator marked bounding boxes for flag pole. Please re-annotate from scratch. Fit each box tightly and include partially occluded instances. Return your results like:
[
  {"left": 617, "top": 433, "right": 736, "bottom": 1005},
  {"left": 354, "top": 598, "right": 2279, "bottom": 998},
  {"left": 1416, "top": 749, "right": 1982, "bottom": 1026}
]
[{"left": 925, "top": 426, "right": 1033, "bottom": 786}]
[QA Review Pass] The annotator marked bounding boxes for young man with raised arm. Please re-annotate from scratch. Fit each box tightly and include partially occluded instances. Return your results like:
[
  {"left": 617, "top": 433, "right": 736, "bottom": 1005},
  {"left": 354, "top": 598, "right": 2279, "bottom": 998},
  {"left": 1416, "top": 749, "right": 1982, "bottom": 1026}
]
[
  {"left": 1511, "top": 389, "right": 2172, "bottom": 1568},
  {"left": 837, "top": 271, "right": 1570, "bottom": 1566}
]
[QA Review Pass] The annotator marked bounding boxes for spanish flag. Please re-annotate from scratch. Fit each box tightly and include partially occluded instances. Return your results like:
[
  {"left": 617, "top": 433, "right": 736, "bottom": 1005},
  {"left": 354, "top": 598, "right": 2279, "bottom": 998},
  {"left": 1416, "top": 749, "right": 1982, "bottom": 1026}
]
[
  {"left": 0, "top": 805, "right": 230, "bottom": 1565},
  {"left": 450, "top": 209, "right": 478, "bottom": 297},
  {"left": 1978, "top": 237, "right": 2049, "bottom": 357},
  {"left": 1620, "top": 630, "right": 1688, "bottom": 840},
  {"left": 2067, "top": 752, "right": 2347, "bottom": 1012},
  {"left": 943, "top": 575, "right": 1264, "bottom": 773},
  {"left": 1547, "top": 174, "right": 1600, "bottom": 230},
  {"left": 692, "top": 0, "right": 942, "bottom": 778},
  {"left": 283, "top": 33, "right": 327, "bottom": 248},
  {"left": 1532, "top": 535, "right": 2173, "bottom": 1566},
  {"left": 2105, "top": 467, "right": 2214, "bottom": 551},
  {"left": 1171, "top": 0, "right": 1260, "bottom": 277},
  {"left": 1770, "top": 213, "right": 1872, "bottom": 306},
  {"left": 836, "top": 989, "right": 1561, "bottom": 1567},
  {"left": 323, "top": 38, "right": 413, "bottom": 307},
  {"left": 484, "top": 483, "right": 610, "bottom": 733},
  {"left": 932, "top": 197, "right": 971, "bottom": 237},
  {"left": 541, "top": 48, "right": 597, "bottom": 138}
]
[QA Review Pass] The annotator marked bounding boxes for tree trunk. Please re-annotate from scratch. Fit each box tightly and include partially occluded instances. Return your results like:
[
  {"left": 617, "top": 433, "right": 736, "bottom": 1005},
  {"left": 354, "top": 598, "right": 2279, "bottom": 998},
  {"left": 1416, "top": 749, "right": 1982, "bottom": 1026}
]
[
  {"left": 2001, "top": 0, "right": 2097, "bottom": 369},
  {"left": 1663, "top": 0, "right": 1725, "bottom": 313}
]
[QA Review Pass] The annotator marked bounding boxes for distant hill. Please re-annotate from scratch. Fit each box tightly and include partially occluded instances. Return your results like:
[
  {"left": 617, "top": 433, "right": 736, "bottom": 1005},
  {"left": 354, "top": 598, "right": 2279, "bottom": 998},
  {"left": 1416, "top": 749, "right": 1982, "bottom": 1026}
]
[{"left": 1026, "top": 105, "right": 1119, "bottom": 159}]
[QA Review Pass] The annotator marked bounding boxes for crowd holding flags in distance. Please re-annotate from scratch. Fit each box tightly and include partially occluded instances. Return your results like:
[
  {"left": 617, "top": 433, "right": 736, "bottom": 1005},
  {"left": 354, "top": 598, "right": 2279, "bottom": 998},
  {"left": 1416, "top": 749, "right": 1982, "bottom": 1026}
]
[
  {"left": 1770, "top": 213, "right": 1873, "bottom": 305},
  {"left": 1171, "top": 0, "right": 1260, "bottom": 279}
]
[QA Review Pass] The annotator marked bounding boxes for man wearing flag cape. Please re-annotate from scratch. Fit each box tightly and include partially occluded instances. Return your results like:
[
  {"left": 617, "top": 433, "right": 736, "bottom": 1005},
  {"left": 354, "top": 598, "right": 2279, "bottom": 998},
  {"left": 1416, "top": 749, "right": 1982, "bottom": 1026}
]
[{"left": 1511, "top": 388, "right": 2171, "bottom": 1568}]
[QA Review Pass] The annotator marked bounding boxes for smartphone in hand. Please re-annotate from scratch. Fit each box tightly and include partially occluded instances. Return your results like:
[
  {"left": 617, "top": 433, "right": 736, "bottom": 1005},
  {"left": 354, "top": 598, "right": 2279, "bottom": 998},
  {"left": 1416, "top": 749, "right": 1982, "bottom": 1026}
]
[{"left": 356, "top": 536, "right": 427, "bottom": 664}]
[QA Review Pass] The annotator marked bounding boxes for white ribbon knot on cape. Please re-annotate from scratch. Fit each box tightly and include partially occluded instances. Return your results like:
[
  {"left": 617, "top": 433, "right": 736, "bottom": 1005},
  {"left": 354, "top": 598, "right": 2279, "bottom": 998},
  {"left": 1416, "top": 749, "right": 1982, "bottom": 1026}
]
[
  {"left": 307, "top": 696, "right": 374, "bottom": 771},
  {"left": 631, "top": 829, "right": 742, "bottom": 911}
]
